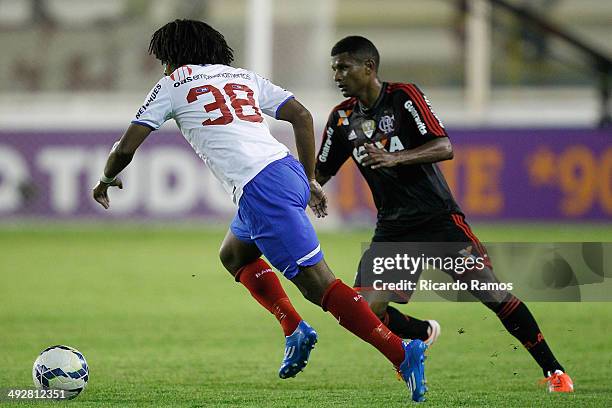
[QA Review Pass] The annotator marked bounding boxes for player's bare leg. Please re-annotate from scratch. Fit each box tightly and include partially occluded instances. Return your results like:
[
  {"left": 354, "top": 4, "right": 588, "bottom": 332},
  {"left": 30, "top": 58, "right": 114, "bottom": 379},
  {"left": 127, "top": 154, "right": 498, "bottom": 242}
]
[
  {"left": 292, "top": 259, "right": 428, "bottom": 402},
  {"left": 219, "top": 229, "right": 315, "bottom": 378},
  {"left": 290, "top": 258, "right": 336, "bottom": 304}
]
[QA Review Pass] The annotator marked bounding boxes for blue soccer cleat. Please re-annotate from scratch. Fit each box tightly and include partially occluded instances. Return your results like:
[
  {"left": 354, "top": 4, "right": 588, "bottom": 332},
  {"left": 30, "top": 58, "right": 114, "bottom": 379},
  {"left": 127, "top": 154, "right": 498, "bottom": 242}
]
[
  {"left": 398, "top": 339, "right": 428, "bottom": 402},
  {"left": 278, "top": 320, "right": 318, "bottom": 379}
]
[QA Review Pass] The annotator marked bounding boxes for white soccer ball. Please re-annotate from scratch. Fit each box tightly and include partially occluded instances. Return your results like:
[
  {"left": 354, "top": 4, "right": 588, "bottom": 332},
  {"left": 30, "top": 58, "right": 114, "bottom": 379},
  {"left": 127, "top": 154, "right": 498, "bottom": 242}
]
[{"left": 32, "top": 345, "right": 89, "bottom": 399}]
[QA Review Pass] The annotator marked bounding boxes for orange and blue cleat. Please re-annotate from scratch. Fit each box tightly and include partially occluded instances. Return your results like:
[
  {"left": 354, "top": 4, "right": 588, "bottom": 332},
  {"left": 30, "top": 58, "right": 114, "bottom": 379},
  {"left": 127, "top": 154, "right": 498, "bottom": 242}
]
[{"left": 542, "top": 370, "right": 574, "bottom": 393}]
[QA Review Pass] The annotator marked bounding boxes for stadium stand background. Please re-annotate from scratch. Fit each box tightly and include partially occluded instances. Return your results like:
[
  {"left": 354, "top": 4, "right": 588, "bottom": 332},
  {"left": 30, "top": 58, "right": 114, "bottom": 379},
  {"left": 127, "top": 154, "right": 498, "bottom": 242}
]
[{"left": 0, "top": 0, "right": 610, "bottom": 226}]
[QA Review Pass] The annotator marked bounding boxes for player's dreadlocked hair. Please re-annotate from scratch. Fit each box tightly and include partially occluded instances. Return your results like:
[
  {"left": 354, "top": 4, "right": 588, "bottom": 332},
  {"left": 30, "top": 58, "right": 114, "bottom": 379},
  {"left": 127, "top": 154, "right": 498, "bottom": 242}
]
[
  {"left": 331, "top": 36, "right": 380, "bottom": 71},
  {"left": 148, "top": 19, "right": 234, "bottom": 68}
]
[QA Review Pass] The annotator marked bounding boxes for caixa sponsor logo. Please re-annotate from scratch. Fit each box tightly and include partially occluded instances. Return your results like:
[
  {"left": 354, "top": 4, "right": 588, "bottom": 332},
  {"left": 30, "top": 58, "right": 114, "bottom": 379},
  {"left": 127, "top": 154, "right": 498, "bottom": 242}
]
[{"left": 135, "top": 83, "right": 162, "bottom": 119}]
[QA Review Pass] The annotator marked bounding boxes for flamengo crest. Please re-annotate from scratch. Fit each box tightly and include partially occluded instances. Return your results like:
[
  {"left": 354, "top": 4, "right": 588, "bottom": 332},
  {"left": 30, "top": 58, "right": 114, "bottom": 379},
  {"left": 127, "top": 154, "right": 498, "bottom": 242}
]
[{"left": 378, "top": 115, "right": 395, "bottom": 134}]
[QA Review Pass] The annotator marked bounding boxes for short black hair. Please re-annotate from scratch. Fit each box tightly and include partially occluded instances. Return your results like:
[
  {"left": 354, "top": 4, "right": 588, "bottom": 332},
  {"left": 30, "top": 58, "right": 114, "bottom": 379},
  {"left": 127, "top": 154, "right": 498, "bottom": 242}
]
[
  {"left": 331, "top": 36, "right": 380, "bottom": 70},
  {"left": 149, "top": 19, "right": 234, "bottom": 67}
]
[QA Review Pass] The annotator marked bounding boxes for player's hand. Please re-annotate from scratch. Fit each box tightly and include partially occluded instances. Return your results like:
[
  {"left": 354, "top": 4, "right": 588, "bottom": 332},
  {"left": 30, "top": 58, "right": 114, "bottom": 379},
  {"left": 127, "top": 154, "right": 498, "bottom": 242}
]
[
  {"left": 92, "top": 178, "right": 123, "bottom": 209},
  {"left": 362, "top": 143, "right": 398, "bottom": 169},
  {"left": 308, "top": 179, "right": 328, "bottom": 218}
]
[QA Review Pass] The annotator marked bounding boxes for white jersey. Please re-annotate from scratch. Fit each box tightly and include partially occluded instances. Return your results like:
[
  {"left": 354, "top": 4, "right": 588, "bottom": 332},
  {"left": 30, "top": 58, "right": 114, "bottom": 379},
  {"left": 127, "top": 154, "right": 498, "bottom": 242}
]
[{"left": 132, "top": 64, "right": 293, "bottom": 204}]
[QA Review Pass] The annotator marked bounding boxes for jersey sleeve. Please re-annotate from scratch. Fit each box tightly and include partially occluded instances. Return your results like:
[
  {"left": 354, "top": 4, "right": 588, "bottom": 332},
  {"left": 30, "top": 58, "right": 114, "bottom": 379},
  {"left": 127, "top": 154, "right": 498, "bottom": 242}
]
[
  {"left": 253, "top": 73, "right": 294, "bottom": 119},
  {"left": 315, "top": 112, "right": 351, "bottom": 177},
  {"left": 394, "top": 83, "right": 447, "bottom": 143},
  {"left": 131, "top": 78, "right": 173, "bottom": 130}
]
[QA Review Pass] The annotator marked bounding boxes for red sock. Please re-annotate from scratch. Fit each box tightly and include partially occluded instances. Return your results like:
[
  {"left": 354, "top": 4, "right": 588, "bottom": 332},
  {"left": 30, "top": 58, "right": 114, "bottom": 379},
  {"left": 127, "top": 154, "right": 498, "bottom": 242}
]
[
  {"left": 321, "top": 280, "right": 405, "bottom": 366},
  {"left": 236, "top": 258, "right": 302, "bottom": 336}
]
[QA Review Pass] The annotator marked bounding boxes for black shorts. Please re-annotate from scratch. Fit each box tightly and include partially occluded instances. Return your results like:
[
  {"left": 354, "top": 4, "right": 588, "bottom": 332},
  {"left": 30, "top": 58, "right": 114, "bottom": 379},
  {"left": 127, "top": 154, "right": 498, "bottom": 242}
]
[{"left": 353, "top": 212, "right": 491, "bottom": 303}]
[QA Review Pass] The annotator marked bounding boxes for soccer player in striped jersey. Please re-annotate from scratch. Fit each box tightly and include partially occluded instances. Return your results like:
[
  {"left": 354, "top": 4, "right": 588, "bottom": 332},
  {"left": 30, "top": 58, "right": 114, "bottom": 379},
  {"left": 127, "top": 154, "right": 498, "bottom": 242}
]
[
  {"left": 316, "top": 35, "right": 573, "bottom": 393},
  {"left": 92, "top": 21, "right": 427, "bottom": 402}
]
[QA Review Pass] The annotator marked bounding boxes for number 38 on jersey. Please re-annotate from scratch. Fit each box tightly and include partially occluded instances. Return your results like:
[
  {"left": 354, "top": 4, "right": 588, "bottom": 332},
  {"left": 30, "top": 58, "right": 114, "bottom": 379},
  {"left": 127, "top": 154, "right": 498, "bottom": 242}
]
[{"left": 186, "top": 83, "right": 263, "bottom": 126}]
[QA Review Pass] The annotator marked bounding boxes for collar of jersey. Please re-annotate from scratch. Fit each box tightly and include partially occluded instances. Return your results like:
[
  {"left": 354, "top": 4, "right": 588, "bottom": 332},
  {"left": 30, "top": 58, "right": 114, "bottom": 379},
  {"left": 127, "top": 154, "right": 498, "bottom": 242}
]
[{"left": 357, "top": 82, "right": 388, "bottom": 115}]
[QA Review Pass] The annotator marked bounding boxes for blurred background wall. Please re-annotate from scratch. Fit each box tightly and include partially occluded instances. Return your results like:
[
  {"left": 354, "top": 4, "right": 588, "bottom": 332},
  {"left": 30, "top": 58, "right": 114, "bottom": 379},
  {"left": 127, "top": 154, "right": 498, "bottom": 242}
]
[{"left": 0, "top": 0, "right": 610, "bottom": 226}]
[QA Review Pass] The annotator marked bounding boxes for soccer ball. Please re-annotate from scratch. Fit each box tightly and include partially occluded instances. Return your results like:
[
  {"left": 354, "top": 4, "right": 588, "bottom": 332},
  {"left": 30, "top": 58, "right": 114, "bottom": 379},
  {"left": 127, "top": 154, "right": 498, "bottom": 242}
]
[{"left": 32, "top": 345, "right": 89, "bottom": 399}]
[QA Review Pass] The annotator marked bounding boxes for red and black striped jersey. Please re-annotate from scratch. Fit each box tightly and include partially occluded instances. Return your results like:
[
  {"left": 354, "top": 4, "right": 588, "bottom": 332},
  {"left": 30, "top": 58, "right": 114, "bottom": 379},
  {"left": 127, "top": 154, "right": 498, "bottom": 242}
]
[{"left": 316, "top": 82, "right": 462, "bottom": 227}]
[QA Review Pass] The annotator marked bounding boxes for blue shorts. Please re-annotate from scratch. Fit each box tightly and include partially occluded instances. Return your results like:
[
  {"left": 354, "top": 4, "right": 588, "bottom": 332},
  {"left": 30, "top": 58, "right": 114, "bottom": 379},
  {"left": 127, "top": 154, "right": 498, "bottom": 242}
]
[{"left": 230, "top": 155, "right": 323, "bottom": 279}]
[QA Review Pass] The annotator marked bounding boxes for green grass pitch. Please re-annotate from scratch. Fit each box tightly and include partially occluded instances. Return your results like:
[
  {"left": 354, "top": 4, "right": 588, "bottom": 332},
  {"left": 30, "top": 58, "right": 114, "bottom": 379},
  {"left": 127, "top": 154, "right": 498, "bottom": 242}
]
[{"left": 1, "top": 224, "right": 611, "bottom": 407}]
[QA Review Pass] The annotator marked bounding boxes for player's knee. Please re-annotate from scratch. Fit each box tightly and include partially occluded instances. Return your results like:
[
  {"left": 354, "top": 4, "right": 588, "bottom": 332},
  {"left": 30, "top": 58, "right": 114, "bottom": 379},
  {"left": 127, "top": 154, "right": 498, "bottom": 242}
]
[
  {"left": 302, "top": 288, "right": 324, "bottom": 306},
  {"left": 467, "top": 266, "right": 512, "bottom": 307},
  {"left": 296, "top": 277, "right": 332, "bottom": 306},
  {"left": 218, "top": 244, "right": 240, "bottom": 275},
  {"left": 293, "top": 261, "right": 336, "bottom": 306}
]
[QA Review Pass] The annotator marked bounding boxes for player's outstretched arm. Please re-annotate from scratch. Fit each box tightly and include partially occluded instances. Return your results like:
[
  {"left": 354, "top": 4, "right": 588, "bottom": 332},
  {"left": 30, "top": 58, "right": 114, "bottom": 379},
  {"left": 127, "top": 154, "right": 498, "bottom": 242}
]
[
  {"left": 276, "top": 98, "right": 328, "bottom": 218},
  {"left": 92, "top": 123, "right": 152, "bottom": 209},
  {"left": 362, "top": 137, "right": 453, "bottom": 169}
]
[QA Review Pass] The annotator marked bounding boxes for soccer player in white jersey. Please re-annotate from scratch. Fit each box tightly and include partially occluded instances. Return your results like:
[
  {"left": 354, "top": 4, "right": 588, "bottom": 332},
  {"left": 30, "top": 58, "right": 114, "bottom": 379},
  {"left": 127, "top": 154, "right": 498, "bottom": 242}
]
[{"left": 92, "top": 20, "right": 428, "bottom": 402}]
